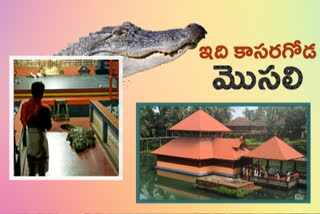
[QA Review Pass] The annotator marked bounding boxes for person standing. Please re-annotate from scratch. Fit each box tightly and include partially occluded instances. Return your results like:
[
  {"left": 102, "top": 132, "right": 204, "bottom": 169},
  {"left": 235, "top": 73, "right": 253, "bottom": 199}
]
[
  {"left": 20, "top": 82, "right": 52, "bottom": 176},
  {"left": 245, "top": 168, "right": 249, "bottom": 180},
  {"left": 275, "top": 172, "right": 281, "bottom": 180},
  {"left": 286, "top": 171, "right": 291, "bottom": 182}
]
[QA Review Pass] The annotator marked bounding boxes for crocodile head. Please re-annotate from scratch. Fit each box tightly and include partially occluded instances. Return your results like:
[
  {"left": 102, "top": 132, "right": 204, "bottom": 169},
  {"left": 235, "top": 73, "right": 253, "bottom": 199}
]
[
  {"left": 67, "top": 126, "right": 95, "bottom": 153},
  {"left": 57, "top": 22, "right": 207, "bottom": 76}
]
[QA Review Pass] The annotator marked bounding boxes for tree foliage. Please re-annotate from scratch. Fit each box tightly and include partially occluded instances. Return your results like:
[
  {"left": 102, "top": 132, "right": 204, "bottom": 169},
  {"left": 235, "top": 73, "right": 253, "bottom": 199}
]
[
  {"left": 242, "top": 106, "right": 307, "bottom": 139},
  {"left": 139, "top": 106, "right": 233, "bottom": 138},
  {"left": 140, "top": 106, "right": 307, "bottom": 140}
]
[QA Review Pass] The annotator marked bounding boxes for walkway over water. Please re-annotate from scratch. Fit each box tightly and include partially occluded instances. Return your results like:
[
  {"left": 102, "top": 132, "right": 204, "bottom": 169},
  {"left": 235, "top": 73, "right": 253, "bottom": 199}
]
[{"left": 197, "top": 175, "right": 259, "bottom": 190}]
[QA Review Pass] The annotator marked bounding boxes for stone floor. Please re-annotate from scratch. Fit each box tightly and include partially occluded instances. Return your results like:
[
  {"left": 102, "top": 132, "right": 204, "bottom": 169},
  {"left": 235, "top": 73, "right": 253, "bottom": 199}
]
[{"left": 23, "top": 117, "right": 118, "bottom": 177}]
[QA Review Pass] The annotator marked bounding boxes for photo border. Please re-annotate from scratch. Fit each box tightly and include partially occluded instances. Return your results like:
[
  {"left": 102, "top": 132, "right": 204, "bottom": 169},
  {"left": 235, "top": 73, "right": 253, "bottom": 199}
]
[
  {"left": 136, "top": 102, "right": 310, "bottom": 203},
  {"left": 9, "top": 56, "right": 123, "bottom": 181}
]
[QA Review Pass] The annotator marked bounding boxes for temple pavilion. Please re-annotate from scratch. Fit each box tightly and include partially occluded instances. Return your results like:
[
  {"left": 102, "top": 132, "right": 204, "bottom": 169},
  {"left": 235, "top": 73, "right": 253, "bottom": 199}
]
[
  {"left": 151, "top": 110, "right": 252, "bottom": 182},
  {"left": 244, "top": 136, "right": 304, "bottom": 174}
]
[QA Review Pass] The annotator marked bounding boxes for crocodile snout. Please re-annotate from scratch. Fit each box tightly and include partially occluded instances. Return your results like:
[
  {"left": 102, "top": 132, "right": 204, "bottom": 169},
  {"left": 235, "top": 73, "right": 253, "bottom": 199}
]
[{"left": 186, "top": 23, "right": 207, "bottom": 43}]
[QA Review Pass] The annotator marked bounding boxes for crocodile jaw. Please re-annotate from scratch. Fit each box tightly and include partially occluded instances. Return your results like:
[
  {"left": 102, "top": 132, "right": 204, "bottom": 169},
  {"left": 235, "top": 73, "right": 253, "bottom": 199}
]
[
  {"left": 94, "top": 44, "right": 193, "bottom": 76},
  {"left": 58, "top": 22, "right": 206, "bottom": 77}
]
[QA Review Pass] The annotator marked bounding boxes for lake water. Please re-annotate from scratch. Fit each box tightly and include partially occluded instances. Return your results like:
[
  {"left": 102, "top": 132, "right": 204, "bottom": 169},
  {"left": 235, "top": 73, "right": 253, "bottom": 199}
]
[{"left": 139, "top": 153, "right": 307, "bottom": 202}]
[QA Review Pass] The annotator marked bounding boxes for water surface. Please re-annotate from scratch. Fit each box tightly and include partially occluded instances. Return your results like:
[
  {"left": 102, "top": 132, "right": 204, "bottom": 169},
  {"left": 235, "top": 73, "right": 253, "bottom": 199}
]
[{"left": 139, "top": 153, "right": 307, "bottom": 201}]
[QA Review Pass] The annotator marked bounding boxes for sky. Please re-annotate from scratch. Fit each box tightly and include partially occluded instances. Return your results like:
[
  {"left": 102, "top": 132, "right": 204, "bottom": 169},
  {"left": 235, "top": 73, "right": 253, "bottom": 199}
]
[
  {"left": 152, "top": 106, "right": 258, "bottom": 120},
  {"left": 230, "top": 107, "right": 258, "bottom": 120}
]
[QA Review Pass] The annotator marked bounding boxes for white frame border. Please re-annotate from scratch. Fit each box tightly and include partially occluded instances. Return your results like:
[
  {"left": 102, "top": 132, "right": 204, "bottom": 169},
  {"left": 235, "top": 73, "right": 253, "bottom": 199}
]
[{"left": 9, "top": 56, "right": 123, "bottom": 181}]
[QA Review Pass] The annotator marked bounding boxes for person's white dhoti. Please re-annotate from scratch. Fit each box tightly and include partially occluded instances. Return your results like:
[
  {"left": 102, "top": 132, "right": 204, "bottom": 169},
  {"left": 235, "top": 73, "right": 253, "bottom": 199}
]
[{"left": 27, "top": 128, "right": 49, "bottom": 174}]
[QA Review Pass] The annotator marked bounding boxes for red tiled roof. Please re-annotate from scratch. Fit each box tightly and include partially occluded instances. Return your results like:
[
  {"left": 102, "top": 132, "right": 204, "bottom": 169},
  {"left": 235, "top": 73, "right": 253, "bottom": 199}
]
[
  {"left": 226, "top": 117, "right": 255, "bottom": 126},
  {"left": 226, "top": 117, "right": 268, "bottom": 127},
  {"left": 244, "top": 136, "right": 304, "bottom": 161},
  {"left": 169, "top": 110, "right": 231, "bottom": 132},
  {"left": 151, "top": 137, "right": 250, "bottom": 160},
  {"left": 253, "top": 121, "right": 268, "bottom": 127}
]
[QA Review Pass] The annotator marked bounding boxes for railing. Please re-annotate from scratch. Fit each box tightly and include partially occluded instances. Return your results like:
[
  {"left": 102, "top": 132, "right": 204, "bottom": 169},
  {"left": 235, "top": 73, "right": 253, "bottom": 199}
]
[
  {"left": 249, "top": 176, "right": 299, "bottom": 189},
  {"left": 104, "top": 60, "right": 119, "bottom": 100},
  {"left": 14, "top": 100, "right": 28, "bottom": 176},
  {"left": 89, "top": 100, "right": 119, "bottom": 172},
  {"left": 14, "top": 130, "right": 20, "bottom": 175}
]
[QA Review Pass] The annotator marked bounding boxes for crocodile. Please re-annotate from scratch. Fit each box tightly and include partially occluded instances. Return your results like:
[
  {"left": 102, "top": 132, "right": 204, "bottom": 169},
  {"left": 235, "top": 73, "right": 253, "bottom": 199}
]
[
  {"left": 57, "top": 22, "right": 207, "bottom": 76},
  {"left": 60, "top": 123, "right": 95, "bottom": 153}
]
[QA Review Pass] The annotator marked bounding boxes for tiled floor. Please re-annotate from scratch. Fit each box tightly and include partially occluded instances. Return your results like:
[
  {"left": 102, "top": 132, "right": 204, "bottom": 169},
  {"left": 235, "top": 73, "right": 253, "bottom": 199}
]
[
  {"left": 24, "top": 117, "right": 118, "bottom": 176},
  {"left": 51, "top": 117, "right": 92, "bottom": 132}
]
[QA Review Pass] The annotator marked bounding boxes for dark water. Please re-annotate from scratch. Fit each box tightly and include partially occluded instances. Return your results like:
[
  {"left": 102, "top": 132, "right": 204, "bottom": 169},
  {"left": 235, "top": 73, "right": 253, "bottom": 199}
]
[{"left": 139, "top": 154, "right": 307, "bottom": 202}]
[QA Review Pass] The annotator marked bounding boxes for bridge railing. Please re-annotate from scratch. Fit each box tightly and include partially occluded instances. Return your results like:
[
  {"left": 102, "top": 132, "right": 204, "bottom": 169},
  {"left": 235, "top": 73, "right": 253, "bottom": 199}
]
[
  {"left": 89, "top": 100, "right": 119, "bottom": 172},
  {"left": 14, "top": 100, "right": 28, "bottom": 176},
  {"left": 249, "top": 175, "right": 299, "bottom": 190}
]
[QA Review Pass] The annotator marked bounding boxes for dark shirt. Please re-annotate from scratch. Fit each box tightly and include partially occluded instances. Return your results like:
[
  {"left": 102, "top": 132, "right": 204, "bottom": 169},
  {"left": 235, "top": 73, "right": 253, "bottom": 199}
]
[{"left": 27, "top": 107, "right": 52, "bottom": 131}]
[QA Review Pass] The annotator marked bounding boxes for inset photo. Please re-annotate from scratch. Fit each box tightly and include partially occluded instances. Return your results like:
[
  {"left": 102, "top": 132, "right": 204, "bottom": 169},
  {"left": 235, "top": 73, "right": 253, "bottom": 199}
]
[
  {"left": 137, "top": 104, "right": 309, "bottom": 202},
  {"left": 10, "top": 56, "right": 122, "bottom": 180}
]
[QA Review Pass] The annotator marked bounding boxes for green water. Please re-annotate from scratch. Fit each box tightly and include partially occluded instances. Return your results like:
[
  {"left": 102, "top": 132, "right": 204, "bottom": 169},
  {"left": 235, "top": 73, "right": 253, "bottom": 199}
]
[{"left": 139, "top": 154, "right": 307, "bottom": 201}]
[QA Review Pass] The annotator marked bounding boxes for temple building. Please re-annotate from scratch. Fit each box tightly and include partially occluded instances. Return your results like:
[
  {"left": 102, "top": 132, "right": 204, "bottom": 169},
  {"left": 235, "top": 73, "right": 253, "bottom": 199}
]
[
  {"left": 152, "top": 110, "right": 252, "bottom": 182},
  {"left": 226, "top": 117, "right": 268, "bottom": 133}
]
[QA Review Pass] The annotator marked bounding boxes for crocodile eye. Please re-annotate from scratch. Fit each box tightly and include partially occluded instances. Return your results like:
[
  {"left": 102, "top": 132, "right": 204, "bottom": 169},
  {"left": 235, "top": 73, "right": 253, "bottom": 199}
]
[{"left": 113, "top": 29, "right": 127, "bottom": 36}]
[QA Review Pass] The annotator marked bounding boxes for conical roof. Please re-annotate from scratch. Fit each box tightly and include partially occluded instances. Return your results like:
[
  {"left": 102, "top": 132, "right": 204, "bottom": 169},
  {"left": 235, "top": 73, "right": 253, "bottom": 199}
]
[
  {"left": 245, "top": 136, "right": 304, "bottom": 161},
  {"left": 169, "top": 110, "right": 231, "bottom": 132}
]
